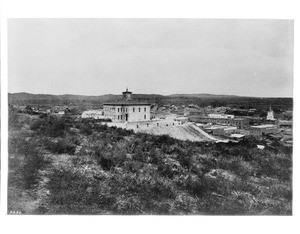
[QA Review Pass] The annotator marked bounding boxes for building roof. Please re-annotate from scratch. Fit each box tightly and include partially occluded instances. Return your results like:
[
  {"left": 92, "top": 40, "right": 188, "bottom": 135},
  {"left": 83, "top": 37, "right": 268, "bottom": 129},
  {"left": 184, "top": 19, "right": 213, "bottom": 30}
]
[
  {"left": 230, "top": 134, "right": 245, "bottom": 138},
  {"left": 233, "top": 118, "right": 248, "bottom": 121},
  {"left": 104, "top": 88, "right": 151, "bottom": 106},
  {"left": 122, "top": 88, "right": 132, "bottom": 94},
  {"left": 209, "top": 113, "right": 234, "bottom": 116},
  {"left": 224, "top": 127, "right": 237, "bottom": 131},
  {"left": 251, "top": 124, "right": 277, "bottom": 129},
  {"left": 207, "top": 125, "right": 227, "bottom": 130},
  {"left": 257, "top": 145, "right": 265, "bottom": 149},
  {"left": 175, "top": 116, "right": 188, "bottom": 120},
  {"left": 198, "top": 117, "right": 247, "bottom": 121},
  {"left": 103, "top": 100, "right": 151, "bottom": 106},
  {"left": 82, "top": 110, "right": 103, "bottom": 114}
]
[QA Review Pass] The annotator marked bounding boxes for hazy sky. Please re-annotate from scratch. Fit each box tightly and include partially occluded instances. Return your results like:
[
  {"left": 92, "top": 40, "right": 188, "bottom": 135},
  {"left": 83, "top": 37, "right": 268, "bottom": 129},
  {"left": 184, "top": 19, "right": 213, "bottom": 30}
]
[{"left": 8, "top": 19, "right": 293, "bottom": 97}]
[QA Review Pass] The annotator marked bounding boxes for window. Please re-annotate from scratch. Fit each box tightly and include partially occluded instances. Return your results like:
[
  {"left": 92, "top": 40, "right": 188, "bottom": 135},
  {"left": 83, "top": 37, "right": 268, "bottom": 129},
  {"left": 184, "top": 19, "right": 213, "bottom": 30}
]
[
  {"left": 144, "top": 115, "right": 146, "bottom": 119},
  {"left": 121, "top": 115, "right": 122, "bottom": 120},
  {"left": 133, "top": 108, "right": 135, "bottom": 112},
  {"left": 144, "top": 107, "right": 146, "bottom": 112},
  {"left": 118, "top": 115, "right": 119, "bottom": 120},
  {"left": 118, "top": 108, "right": 119, "bottom": 112},
  {"left": 139, "top": 108, "right": 141, "bottom": 112}
]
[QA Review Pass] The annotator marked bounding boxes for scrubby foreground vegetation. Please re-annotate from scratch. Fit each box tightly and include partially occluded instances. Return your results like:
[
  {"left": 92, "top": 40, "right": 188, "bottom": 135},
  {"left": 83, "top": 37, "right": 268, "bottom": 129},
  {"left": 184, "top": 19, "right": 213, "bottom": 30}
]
[{"left": 8, "top": 111, "right": 292, "bottom": 215}]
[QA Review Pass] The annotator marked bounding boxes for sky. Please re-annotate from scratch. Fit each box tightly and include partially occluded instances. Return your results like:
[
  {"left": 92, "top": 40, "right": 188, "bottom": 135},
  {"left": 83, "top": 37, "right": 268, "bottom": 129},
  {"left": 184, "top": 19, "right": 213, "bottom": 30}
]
[{"left": 8, "top": 19, "right": 294, "bottom": 97}]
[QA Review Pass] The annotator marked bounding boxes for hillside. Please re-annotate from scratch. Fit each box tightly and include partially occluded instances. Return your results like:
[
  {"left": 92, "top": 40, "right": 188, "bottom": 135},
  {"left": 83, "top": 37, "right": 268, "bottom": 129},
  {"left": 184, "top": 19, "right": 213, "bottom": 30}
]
[
  {"left": 169, "top": 93, "right": 237, "bottom": 98},
  {"left": 8, "top": 92, "right": 293, "bottom": 111},
  {"left": 8, "top": 111, "right": 292, "bottom": 215}
]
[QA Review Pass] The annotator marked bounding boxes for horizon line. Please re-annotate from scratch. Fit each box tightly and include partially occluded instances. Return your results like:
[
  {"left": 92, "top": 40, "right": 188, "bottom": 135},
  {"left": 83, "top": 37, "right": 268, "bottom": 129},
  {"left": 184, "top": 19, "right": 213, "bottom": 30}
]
[{"left": 8, "top": 91, "right": 293, "bottom": 99}]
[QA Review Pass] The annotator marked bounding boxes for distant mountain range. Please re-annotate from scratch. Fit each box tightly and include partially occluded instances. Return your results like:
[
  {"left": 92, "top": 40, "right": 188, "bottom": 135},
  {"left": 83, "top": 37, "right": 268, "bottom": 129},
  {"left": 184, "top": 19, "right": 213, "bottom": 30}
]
[
  {"left": 168, "top": 93, "right": 238, "bottom": 98},
  {"left": 8, "top": 92, "right": 293, "bottom": 111},
  {"left": 9, "top": 92, "right": 120, "bottom": 102},
  {"left": 9, "top": 92, "right": 237, "bottom": 102}
]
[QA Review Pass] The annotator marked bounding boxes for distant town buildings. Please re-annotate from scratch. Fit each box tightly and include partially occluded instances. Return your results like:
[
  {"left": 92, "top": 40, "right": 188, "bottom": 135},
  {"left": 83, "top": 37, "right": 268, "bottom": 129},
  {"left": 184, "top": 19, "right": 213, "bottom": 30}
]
[{"left": 103, "top": 89, "right": 151, "bottom": 122}]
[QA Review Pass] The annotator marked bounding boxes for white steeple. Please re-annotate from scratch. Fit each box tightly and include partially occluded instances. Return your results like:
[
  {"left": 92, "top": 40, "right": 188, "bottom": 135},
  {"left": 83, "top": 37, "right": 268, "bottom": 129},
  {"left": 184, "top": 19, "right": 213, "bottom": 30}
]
[{"left": 267, "top": 105, "right": 275, "bottom": 120}]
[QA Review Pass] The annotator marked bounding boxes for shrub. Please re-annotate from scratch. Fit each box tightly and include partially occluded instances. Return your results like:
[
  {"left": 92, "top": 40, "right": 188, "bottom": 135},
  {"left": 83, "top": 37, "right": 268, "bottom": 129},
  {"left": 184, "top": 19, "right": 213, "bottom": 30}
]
[
  {"left": 30, "top": 116, "right": 67, "bottom": 137},
  {"left": 80, "top": 123, "right": 93, "bottom": 135},
  {"left": 9, "top": 137, "right": 50, "bottom": 189},
  {"left": 184, "top": 175, "right": 206, "bottom": 197},
  {"left": 46, "top": 118, "right": 67, "bottom": 137},
  {"left": 30, "top": 119, "right": 46, "bottom": 131},
  {"left": 9, "top": 110, "right": 23, "bottom": 129},
  {"left": 44, "top": 139, "right": 76, "bottom": 154},
  {"left": 94, "top": 149, "right": 115, "bottom": 171}
]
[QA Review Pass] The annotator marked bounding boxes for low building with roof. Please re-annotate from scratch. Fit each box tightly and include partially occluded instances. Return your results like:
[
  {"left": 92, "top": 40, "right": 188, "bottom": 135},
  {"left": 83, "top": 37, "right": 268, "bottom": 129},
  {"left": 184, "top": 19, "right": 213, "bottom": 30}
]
[
  {"left": 212, "top": 126, "right": 237, "bottom": 136},
  {"left": 230, "top": 133, "right": 245, "bottom": 141},
  {"left": 174, "top": 116, "right": 189, "bottom": 123},
  {"left": 249, "top": 124, "right": 278, "bottom": 137},
  {"left": 190, "top": 116, "right": 249, "bottom": 129},
  {"left": 81, "top": 110, "right": 104, "bottom": 119},
  {"left": 208, "top": 113, "right": 234, "bottom": 119},
  {"left": 103, "top": 88, "right": 151, "bottom": 122}
]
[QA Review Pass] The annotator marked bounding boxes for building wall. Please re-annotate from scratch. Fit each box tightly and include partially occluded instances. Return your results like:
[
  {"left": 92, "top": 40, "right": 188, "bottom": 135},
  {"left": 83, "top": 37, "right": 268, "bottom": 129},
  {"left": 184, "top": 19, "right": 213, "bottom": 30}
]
[
  {"left": 104, "top": 105, "right": 150, "bottom": 122},
  {"left": 249, "top": 126, "right": 278, "bottom": 136},
  {"left": 82, "top": 110, "right": 104, "bottom": 119},
  {"left": 208, "top": 114, "right": 234, "bottom": 119},
  {"left": 212, "top": 127, "right": 237, "bottom": 136},
  {"left": 191, "top": 117, "right": 249, "bottom": 129},
  {"left": 127, "top": 105, "right": 150, "bottom": 122},
  {"left": 267, "top": 110, "right": 275, "bottom": 120},
  {"left": 103, "top": 106, "right": 117, "bottom": 121}
]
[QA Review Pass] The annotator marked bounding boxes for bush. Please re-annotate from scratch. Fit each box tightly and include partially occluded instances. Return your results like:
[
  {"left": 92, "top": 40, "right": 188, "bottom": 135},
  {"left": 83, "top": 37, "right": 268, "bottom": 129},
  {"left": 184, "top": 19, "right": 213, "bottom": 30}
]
[
  {"left": 80, "top": 123, "right": 93, "bottom": 135},
  {"left": 9, "top": 110, "right": 22, "bottom": 129},
  {"left": 30, "top": 119, "right": 46, "bottom": 131},
  {"left": 9, "top": 107, "right": 293, "bottom": 215},
  {"left": 46, "top": 117, "right": 67, "bottom": 137},
  {"left": 94, "top": 148, "right": 115, "bottom": 171},
  {"left": 44, "top": 139, "right": 76, "bottom": 154},
  {"left": 30, "top": 116, "right": 67, "bottom": 137},
  {"left": 9, "top": 137, "right": 50, "bottom": 189},
  {"left": 184, "top": 175, "right": 206, "bottom": 197}
]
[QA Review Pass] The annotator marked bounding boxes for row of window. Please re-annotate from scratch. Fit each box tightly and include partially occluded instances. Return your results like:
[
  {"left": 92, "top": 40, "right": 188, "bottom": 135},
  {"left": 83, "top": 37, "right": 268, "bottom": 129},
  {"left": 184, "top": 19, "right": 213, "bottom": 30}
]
[
  {"left": 117, "top": 107, "right": 147, "bottom": 113},
  {"left": 210, "top": 119, "right": 246, "bottom": 125},
  {"left": 117, "top": 115, "right": 147, "bottom": 120},
  {"left": 105, "top": 107, "right": 116, "bottom": 111},
  {"left": 118, "top": 107, "right": 127, "bottom": 112}
]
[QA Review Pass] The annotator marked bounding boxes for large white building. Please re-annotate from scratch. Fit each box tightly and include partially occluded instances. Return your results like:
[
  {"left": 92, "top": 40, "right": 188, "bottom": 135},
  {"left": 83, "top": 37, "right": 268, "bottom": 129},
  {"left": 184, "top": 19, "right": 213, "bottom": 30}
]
[
  {"left": 81, "top": 110, "right": 104, "bottom": 119},
  {"left": 103, "top": 89, "right": 151, "bottom": 122}
]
